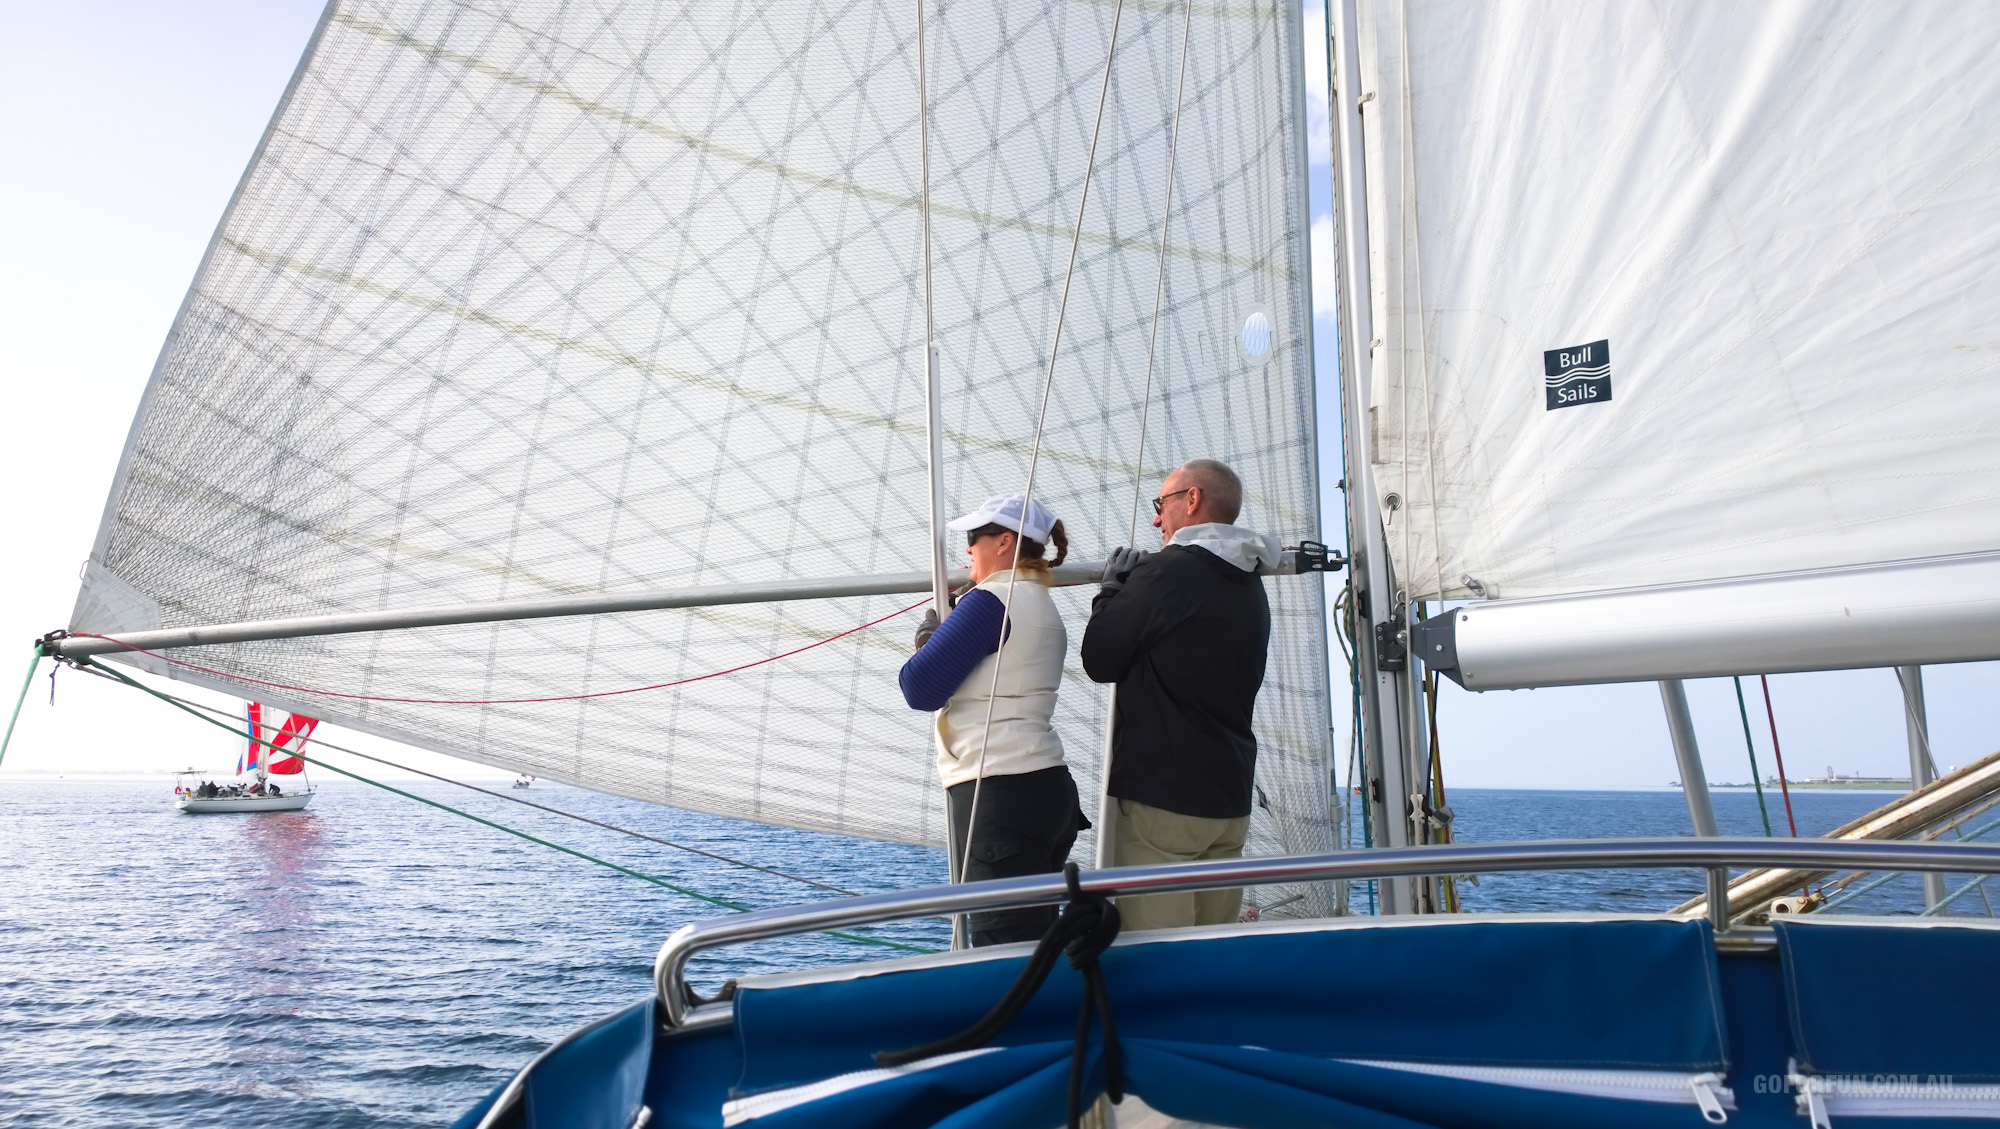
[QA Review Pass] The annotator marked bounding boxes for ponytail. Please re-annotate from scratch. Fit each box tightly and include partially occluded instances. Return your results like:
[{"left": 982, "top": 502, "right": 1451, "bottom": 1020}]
[{"left": 1011, "top": 519, "right": 1067, "bottom": 576}]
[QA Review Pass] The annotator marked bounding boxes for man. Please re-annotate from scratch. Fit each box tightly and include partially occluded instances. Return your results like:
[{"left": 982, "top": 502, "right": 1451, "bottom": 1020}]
[{"left": 1082, "top": 458, "right": 1274, "bottom": 930}]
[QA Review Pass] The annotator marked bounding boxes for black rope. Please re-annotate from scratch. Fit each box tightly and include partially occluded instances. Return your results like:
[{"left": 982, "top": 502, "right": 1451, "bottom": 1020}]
[{"left": 874, "top": 862, "right": 1123, "bottom": 1128}]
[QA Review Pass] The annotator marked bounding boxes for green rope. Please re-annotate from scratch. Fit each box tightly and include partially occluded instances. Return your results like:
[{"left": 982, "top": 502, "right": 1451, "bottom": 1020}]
[
  {"left": 90, "top": 660, "right": 933, "bottom": 954},
  {"left": 0, "top": 643, "right": 43, "bottom": 769},
  {"left": 81, "top": 666, "right": 861, "bottom": 896},
  {"left": 1733, "top": 676, "right": 1774, "bottom": 837}
]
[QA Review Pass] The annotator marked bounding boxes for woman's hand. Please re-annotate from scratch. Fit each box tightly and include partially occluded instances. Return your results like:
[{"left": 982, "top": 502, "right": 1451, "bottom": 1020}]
[{"left": 913, "top": 607, "right": 941, "bottom": 651}]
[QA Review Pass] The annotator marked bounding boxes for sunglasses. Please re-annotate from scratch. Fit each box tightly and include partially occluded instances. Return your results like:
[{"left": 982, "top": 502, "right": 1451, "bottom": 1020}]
[{"left": 1151, "top": 487, "right": 1193, "bottom": 515}]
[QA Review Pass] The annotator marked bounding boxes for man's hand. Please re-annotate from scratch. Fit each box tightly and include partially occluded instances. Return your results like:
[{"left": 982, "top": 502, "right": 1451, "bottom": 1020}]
[
  {"left": 1098, "top": 546, "right": 1145, "bottom": 597},
  {"left": 913, "top": 607, "right": 941, "bottom": 651}
]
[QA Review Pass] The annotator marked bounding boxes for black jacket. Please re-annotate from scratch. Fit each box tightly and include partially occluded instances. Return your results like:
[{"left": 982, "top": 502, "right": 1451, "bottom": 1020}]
[{"left": 1080, "top": 544, "right": 1269, "bottom": 819}]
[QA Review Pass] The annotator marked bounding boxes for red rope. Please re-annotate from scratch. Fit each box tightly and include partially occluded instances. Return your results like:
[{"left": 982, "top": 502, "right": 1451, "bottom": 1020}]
[
  {"left": 1758, "top": 675, "right": 1812, "bottom": 899},
  {"left": 71, "top": 597, "right": 930, "bottom": 706},
  {"left": 1759, "top": 674, "right": 1803, "bottom": 837}
]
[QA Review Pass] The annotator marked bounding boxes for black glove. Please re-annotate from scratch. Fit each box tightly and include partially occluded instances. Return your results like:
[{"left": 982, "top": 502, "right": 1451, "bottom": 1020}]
[
  {"left": 913, "top": 607, "right": 941, "bottom": 651},
  {"left": 1098, "top": 546, "right": 1145, "bottom": 597}
]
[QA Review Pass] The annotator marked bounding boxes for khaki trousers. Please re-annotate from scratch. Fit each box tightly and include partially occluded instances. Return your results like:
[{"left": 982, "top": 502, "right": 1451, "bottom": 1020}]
[{"left": 1110, "top": 798, "right": 1250, "bottom": 931}]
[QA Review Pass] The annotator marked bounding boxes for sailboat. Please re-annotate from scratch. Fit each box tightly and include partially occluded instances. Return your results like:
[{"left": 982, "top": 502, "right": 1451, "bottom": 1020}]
[
  {"left": 175, "top": 702, "right": 317, "bottom": 813},
  {"left": 32, "top": 0, "right": 2000, "bottom": 1126}
]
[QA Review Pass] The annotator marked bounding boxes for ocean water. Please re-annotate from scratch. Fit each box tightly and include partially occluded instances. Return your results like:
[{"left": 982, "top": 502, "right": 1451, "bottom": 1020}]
[
  {"left": 1440, "top": 787, "right": 1953, "bottom": 915},
  {"left": 0, "top": 779, "right": 1969, "bottom": 1126}
]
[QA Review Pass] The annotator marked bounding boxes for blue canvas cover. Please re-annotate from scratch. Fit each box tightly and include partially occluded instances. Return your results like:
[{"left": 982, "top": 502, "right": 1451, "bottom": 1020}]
[
  {"left": 724, "top": 1041, "right": 1740, "bottom": 1129},
  {"left": 451, "top": 997, "right": 655, "bottom": 1129},
  {"left": 724, "top": 919, "right": 1729, "bottom": 1128},
  {"left": 1775, "top": 919, "right": 2000, "bottom": 1083}
]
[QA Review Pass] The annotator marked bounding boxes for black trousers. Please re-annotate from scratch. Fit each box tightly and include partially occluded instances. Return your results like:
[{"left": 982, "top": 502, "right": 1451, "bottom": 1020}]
[{"left": 946, "top": 766, "right": 1082, "bottom": 947}]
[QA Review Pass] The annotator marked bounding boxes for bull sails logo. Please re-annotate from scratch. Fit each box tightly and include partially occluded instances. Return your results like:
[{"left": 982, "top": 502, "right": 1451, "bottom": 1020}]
[{"left": 1544, "top": 339, "right": 1610, "bottom": 410}]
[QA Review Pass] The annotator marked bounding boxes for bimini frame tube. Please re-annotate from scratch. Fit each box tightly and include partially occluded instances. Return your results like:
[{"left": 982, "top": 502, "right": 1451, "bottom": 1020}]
[
  {"left": 1660, "top": 680, "right": 1718, "bottom": 838},
  {"left": 1897, "top": 665, "right": 1947, "bottom": 909}
]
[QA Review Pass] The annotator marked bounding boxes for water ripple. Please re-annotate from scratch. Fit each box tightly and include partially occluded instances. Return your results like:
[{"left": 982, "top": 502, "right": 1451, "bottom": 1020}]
[
  {"left": 3, "top": 780, "right": 1949, "bottom": 1126},
  {"left": 0, "top": 779, "right": 947, "bottom": 1127}
]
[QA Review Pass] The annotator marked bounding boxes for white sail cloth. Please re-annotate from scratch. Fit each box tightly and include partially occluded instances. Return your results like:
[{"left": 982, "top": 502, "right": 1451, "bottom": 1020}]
[
  {"left": 1356, "top": 0, "right": 2000, "bottom": 602},
  {"left": 70, "top": 0, "right": 1334, "bottom": 898}
]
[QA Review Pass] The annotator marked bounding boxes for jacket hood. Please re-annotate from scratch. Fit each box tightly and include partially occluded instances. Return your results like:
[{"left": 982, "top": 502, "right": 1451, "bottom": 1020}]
[{"left": 1168, "top": 523, "right": 1282, "bottom": 573}]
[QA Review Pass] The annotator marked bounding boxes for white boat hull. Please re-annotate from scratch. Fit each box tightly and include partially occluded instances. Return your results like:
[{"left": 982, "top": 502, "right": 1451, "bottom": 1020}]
[{"left": 177, "top": 792, "right": 314, "bottom": 814}]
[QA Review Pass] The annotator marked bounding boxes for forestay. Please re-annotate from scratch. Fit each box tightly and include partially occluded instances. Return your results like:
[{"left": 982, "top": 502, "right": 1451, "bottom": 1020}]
[
  {"left": 72, "top": 1, "right": 1331, "bottom": 883},
  {"left": 1355, "top": 1, "right": 2000, "bottom": 603}
]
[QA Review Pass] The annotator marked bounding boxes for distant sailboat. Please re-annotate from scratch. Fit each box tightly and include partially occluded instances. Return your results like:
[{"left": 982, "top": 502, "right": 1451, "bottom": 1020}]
[{"left": 175, "top": 702, "right": 316, "bottom": 813}]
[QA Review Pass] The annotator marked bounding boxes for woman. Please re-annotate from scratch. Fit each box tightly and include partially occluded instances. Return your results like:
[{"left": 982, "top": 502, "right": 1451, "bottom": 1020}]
[{"left": 899, "top": 493, "right": 1082, "bottom": 946}]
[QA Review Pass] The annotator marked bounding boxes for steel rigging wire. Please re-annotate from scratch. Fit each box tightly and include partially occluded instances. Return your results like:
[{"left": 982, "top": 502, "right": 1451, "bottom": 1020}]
[
  {"left": 69, "top": 662, "right": 861, "bottom": 895},
  {"left": 0, "top": 643, "right": 42, "bottom": 769},
  {"left": 956, "top": 0, "right": 1127, "bottom": 890},
  {"left": 1085, "top": 0, "right": 1194, "bottom": 884},
  {"left": 73, "top": 658, "right": 935, "bottom": 954},
  {"left": 1732, "top": 676, "right": 1776, "bottom": 837}
]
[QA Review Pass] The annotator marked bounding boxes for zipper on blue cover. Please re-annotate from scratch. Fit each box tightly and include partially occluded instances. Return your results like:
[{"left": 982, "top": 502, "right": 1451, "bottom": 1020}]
[
  {"left": 1788, "top": 1065, "right": 2000, "bottom": 1127},
  {"left": 1345, "top": 1059, "right": 1735, "bottom": 1121}
]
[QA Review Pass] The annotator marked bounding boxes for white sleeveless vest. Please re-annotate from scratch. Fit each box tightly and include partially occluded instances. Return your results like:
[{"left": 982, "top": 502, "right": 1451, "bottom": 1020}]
[{"left": 934, "top": 568, "right": 1068, "bottom": 788}]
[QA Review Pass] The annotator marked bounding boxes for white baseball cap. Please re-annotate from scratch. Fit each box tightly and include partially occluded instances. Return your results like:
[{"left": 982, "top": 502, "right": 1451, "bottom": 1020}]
[{"left": 946, "top": 493, "right": 1057, "bottom": 542}]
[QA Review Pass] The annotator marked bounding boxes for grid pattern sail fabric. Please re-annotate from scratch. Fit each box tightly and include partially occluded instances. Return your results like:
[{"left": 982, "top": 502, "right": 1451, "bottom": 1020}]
[
  {"left": 1356, "top": 1, "right": 2000, "bottom": 602},
  {"left": 72, "top": 0, "right": 1332, "bottom": 896}
]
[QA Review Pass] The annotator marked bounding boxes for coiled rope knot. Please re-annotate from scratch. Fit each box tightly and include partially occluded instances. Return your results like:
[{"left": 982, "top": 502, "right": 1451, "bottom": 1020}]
[{"left": 874, "top": 862, "right": 1123, "bottom": 1128}]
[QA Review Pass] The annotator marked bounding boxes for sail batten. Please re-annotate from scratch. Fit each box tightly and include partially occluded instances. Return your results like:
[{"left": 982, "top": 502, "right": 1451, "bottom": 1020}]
[{"left": 72, "top": 0, "right": 1333, "bottom": 891}]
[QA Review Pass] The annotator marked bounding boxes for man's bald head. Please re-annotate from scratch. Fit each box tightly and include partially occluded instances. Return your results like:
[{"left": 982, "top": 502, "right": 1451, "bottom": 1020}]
[{"left": 1177, "top": 459, "right": 1242, "bottom": 523}]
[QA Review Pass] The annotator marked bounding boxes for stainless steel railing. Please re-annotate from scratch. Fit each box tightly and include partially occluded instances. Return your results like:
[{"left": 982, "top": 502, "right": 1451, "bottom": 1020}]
[{"left": 653, "top": 836, "right": 2000, "bottom": 1026}]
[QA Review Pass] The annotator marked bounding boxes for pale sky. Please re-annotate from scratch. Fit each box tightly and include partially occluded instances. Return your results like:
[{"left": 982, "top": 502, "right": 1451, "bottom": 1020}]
[{"left": 3, "top": 2, "right": 1994, "bottom": 793}]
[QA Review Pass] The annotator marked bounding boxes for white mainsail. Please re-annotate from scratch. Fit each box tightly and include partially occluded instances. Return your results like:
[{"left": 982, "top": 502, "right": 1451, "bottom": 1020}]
[
  {"left": 71, "top": 1, "right": 1333, "bottom": 878},
  {"left": 1355, "top": 1, "right": 2000, "bottom": 607}
]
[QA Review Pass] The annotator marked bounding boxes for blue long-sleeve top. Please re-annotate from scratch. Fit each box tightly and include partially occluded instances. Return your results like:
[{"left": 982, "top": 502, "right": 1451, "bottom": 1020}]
[{"left": 898, "top": 588, "right": 1012, "bottom": 710}]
